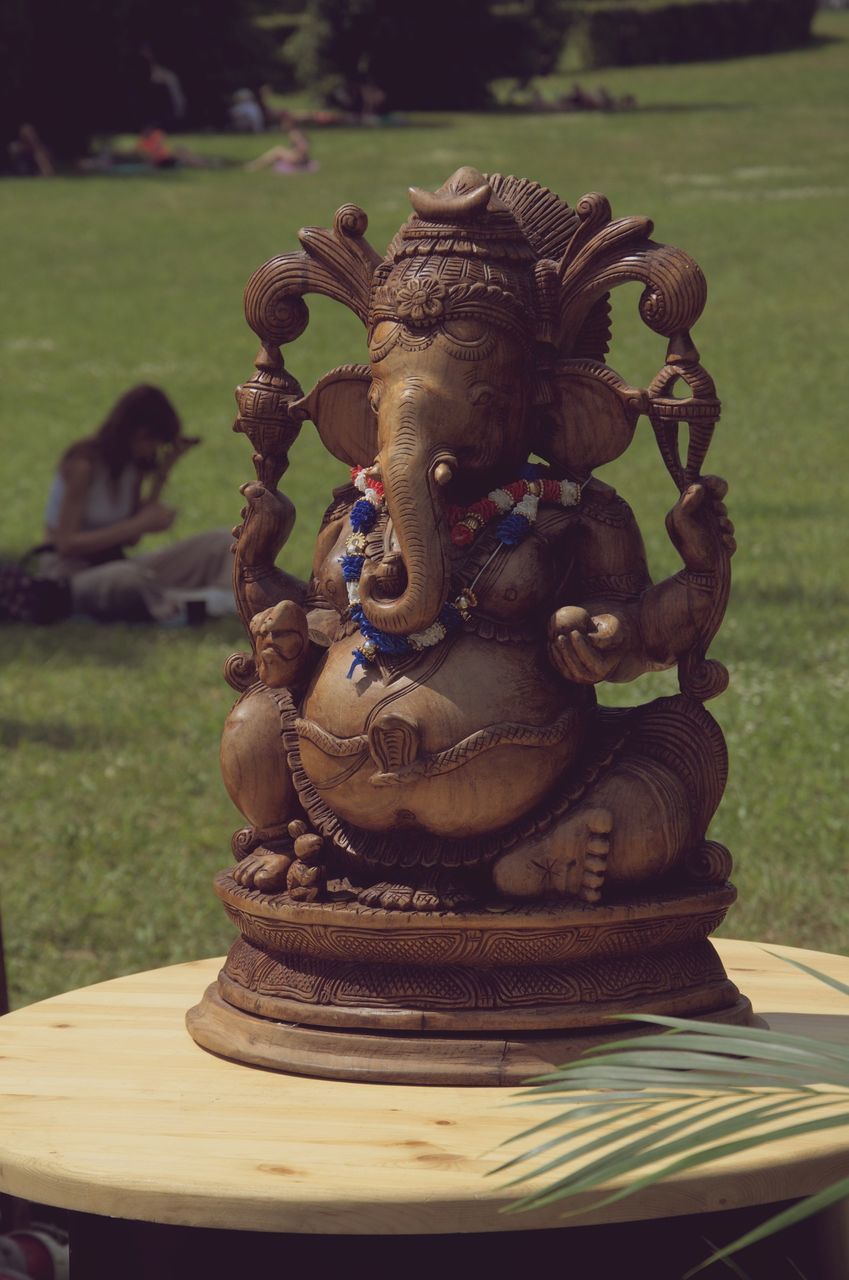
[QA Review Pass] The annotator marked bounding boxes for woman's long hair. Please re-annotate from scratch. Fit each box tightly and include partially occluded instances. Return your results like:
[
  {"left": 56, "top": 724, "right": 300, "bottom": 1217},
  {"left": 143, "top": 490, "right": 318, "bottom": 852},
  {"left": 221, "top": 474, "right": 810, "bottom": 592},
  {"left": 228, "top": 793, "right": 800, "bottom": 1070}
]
[{"left": 63, "top": 385, "right": 181, "bottom": 479}]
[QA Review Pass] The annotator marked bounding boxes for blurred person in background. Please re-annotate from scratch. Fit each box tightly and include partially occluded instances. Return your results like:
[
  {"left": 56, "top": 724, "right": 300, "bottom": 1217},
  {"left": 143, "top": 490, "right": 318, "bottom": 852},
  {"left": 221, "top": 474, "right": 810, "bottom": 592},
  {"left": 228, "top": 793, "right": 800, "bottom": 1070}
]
[
  {"left": 140, "top": 43, "right": 187, "bottom": 131},
  {"left": 229, "top": 88, "right": 265, "bottom": 133},
  {"left": 7, "top": 123, "right": 54, "bottom": 176},
  {"left": 39, "top": 385, "right": 234, "bottom": 623},
  {"left": 244, "top": 112, "right": 315, "bottom": 173},
  {"left": 136, "top": 125, "right": 209, "bottom": 169}
]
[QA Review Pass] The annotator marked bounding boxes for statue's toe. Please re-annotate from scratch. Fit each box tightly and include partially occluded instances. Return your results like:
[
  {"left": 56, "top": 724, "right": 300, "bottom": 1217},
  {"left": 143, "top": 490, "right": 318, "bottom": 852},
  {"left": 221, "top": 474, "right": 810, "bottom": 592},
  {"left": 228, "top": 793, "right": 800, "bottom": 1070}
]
[
  {"left": 233, "top": 850, "right": 292, "bottom": 892},
  {"left": 379, "top": 885, "right": 415, "bottom": 912},
  {"left": 357, "top": 881, "right": 421, "bottom": 911},
  {"left": 411, "top": 886, "right": 440, "bottom": 911}
]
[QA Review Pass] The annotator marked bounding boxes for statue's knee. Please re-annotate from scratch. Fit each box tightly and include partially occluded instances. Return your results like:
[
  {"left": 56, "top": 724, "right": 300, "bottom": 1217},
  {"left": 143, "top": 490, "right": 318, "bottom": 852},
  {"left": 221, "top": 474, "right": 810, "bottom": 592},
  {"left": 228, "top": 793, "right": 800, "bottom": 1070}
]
[
  {"left": 624, "top": 694, "right": 727, "bottom": 831},
  {"left": 599, "top": 761, "right": 691, "bottom": 884},
  {"left": 221, "top": 687, "right": 296, "bottom": 827}
]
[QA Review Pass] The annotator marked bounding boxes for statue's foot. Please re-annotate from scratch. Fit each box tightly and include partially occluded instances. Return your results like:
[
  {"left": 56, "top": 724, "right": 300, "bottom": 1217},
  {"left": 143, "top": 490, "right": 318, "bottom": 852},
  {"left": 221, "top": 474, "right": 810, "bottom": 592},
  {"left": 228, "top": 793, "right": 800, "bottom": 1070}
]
[
  {"left": 232, "top": 849, "right": 293, "bottom": 893},
  {"left": 357, "top": 875, "right": 474, "bottom": 912},
  {"left": 492, "top": 806, "right": 612, "bottom": 904}
]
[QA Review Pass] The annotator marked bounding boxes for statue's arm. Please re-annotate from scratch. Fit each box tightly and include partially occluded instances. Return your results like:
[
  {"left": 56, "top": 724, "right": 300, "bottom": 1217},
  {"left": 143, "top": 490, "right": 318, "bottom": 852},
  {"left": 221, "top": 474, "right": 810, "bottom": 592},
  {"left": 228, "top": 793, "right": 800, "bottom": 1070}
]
[
  {"left": 250, "top": 488, "right": 352, "bottom": 691},
  {"left": 234, "top": 481, "right": 305, "bottom": 621},
  {"left": 548, "top": 478, "right": 734, "bottom": 684},
  {"left": 635, "top": 476, "right": 735, "bottom": 674}
]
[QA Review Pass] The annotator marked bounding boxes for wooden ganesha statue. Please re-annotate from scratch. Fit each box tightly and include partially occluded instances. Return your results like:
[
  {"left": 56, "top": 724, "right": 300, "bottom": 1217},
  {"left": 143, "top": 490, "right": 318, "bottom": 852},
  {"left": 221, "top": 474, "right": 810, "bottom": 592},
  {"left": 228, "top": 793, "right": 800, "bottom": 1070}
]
[{"left": 188, "top": 168, "right": 751, "bottom": 1084}]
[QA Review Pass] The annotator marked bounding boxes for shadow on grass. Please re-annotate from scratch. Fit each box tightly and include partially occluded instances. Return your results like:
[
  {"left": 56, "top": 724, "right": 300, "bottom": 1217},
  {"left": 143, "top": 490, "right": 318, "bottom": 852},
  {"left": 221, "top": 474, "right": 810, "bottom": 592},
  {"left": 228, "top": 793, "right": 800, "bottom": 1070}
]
[
  {"left": 736, "top": 582, "right": 849, "bottom": 608},
  {"left": 492, "top": 102, "right": 747, "bottom": 116},
  {"left": 0, "top": 717, "right": 79, "bottom": 749},
  {"left": 625, "top": 102, "right": 747, "bottom": 114},
  {"left": 807, "top": 31, "right": 848, "bottom": 50},
  {"left": 742, "top": 500, "right": 835, "bottom": 520},
  {"left": 0, "top": 617, "right": 246, "bottom": 670}
]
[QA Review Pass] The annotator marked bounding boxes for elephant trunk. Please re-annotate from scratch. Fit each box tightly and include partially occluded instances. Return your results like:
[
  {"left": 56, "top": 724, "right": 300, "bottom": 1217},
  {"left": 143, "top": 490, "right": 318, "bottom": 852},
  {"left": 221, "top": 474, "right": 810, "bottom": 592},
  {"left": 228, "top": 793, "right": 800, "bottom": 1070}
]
[{"left": 358, "top": 431, "right": 450, "bottom": 637}]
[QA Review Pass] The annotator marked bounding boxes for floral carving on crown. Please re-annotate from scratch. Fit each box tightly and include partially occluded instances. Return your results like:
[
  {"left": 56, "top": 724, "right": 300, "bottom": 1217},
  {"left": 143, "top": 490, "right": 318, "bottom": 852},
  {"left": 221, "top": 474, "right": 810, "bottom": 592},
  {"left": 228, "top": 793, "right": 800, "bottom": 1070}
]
[
  {"left": 372, "top": 277, "right": 533, "bottom": 349},
  {"left": 394, "top": 278, "right": 447, "bottom": 326}
]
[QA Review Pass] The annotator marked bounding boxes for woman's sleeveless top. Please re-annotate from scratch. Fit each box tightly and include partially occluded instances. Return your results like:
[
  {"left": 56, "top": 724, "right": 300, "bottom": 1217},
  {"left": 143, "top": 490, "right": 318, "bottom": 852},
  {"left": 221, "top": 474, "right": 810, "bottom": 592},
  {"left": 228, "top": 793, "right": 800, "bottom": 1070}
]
[{"left": 45, "top": 463, "right": 138, "bottom": 532}]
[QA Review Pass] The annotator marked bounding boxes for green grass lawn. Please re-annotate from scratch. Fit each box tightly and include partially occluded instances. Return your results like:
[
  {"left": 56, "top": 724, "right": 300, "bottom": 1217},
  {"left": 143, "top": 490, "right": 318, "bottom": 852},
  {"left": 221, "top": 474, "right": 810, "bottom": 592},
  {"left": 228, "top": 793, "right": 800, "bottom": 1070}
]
[{"left": 2, "top": 15, "right": 848, "bottom": 1007}]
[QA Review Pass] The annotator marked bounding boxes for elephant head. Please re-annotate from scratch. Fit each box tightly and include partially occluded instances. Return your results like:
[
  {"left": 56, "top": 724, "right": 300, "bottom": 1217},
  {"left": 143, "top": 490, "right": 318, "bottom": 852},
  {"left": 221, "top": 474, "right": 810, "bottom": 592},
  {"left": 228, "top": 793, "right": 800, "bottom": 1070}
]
[{"left": 252, "top": 167, "right": 710, "bottom": 638}]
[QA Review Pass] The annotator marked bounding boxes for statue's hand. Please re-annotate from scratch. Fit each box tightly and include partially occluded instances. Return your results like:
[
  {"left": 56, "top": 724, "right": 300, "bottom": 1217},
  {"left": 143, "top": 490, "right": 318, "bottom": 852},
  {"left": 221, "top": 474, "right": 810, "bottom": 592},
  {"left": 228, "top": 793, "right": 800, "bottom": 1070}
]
[
  {"left": 251, "top": 598, "right": 310, "bottom": 688},
  {"left": 548, "top": 606, "right": 625, "bottom": 685},
  {"left": 666, "top": 475, "right": 736, "bottom": 572},
  {"left": 236, "top": 483, "right": 296, "bottom": 565}
]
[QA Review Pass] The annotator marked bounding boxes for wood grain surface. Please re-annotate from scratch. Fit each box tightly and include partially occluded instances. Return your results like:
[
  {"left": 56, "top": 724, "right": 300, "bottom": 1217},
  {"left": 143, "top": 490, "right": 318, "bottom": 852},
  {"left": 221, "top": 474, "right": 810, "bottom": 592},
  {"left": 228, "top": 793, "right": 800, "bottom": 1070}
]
[{"left": 0, "top": 940, "right": 846, "bottom": 1235}]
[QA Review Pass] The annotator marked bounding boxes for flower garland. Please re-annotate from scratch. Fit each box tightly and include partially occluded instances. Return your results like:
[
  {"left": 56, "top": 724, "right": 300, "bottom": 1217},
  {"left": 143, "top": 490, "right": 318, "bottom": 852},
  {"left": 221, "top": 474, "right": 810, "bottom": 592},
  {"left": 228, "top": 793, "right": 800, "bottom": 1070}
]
[
  {"left": 448, "top": 466, "right": 582, "bottom": 547},
  {"left": 342, "top": 463, "right": 582, "bottom": 677}
]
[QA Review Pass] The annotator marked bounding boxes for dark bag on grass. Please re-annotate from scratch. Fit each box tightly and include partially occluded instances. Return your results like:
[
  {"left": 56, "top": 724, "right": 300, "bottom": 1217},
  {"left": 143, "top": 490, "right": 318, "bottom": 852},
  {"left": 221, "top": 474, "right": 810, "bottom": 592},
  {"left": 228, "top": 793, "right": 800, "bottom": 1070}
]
[{"left": 0, "top": 557, "right": 71, "bottom": 624}]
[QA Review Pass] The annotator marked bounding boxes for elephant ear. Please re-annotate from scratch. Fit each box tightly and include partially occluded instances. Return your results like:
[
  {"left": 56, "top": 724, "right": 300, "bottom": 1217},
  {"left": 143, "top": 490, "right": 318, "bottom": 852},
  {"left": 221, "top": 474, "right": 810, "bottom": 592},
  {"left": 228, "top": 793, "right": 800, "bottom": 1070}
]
[
  {"left": 294, "top": 364, "right": 377, "bottom": 468},
  {"left": 535, "top": 359, "right": 648, "bottom": 475}
]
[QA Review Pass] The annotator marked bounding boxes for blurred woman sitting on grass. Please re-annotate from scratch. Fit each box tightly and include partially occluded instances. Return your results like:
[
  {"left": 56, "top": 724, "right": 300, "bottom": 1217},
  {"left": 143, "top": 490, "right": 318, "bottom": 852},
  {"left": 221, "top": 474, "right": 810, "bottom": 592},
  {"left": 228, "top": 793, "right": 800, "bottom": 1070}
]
[
  {"left": 244, "top": 113, "right": 317, "bottom": 174},
  {"left": 39, "top": 384, "right": 234, "bottom": 623}
]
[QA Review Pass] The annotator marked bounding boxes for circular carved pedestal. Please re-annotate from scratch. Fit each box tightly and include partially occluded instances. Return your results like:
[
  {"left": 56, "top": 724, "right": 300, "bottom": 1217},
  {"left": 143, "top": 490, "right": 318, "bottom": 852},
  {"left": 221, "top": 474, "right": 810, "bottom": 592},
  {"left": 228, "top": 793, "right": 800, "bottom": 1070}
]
[{"left": 187, "top": 874, "right": 753, "bottom": 1085}]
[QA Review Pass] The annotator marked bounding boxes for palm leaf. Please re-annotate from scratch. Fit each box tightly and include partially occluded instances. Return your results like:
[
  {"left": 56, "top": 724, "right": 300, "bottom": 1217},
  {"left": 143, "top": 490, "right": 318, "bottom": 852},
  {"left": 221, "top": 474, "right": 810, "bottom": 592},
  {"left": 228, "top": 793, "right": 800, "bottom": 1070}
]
[
  {"left": 504, "top": 1099, "right": 845, "bottom": 1213},
  {"left": 698, "top": 1240, "right": 757, "bottom": 1280},
  {"left": 767, "top": 949, "right": 849, "bottom": 1000},
  {"left": 499, "top": 954, "right": 849, "bottom": 1272},
  {"left": 685, "top": 1175, "right": 849, "bottom": 1277},
  {"left": 499, "top": 1096, "right": 748, "bottom": 1193}
]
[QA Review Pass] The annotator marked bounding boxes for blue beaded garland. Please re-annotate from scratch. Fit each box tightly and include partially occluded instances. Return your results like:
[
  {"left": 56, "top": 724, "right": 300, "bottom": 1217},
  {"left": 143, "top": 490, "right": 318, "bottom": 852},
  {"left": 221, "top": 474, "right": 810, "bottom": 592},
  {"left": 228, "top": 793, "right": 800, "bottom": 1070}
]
[
  {"left": 496, "top": 512, "right": 531, "bottom": 546},
  {"left": 350, "top": 498, "right": 378, "bottom": 533},
  {"left": 519, "top": 462, "right": 543, "bottom": 481},
  {"left": 438, "top": 602, "right": 462, "bottom": 630},
  {"left": 347, "top": 651, "right": 371, "bottom": 678},
  {"left": 340, "top": 554, "right": 365, "bottom": 582},
  {"left": 351, "top": 605, "right": 411, "bottom": 655}
]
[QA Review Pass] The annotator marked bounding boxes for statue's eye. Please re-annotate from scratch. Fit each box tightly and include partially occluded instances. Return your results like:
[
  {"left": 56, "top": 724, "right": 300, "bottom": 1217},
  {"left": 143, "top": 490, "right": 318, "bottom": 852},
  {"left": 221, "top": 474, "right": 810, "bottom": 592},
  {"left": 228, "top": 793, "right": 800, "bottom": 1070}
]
[
  {"left": 368, "top": 382, "right": 381, "bottom": 414},
  {"left": 443, "top": 320, "right": 486, "bottom": 342},
  {"left": 470, "top": 384, "right": 496, "bottom": 408}
]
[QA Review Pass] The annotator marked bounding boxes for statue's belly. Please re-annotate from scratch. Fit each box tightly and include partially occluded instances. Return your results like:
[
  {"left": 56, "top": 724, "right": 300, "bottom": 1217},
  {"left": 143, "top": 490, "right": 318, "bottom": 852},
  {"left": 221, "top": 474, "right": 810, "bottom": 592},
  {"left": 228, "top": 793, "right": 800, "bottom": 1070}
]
[{"left": 297, "top": 633, "right": 590, "bottom": 837}]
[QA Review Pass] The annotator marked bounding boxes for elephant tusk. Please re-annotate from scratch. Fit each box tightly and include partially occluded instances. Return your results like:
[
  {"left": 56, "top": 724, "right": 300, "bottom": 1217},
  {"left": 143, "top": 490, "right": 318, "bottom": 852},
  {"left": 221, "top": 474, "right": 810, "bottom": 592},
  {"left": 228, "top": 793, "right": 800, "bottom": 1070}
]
[{"left": 433, "top": 460, "right": 455, "bottom": 487}]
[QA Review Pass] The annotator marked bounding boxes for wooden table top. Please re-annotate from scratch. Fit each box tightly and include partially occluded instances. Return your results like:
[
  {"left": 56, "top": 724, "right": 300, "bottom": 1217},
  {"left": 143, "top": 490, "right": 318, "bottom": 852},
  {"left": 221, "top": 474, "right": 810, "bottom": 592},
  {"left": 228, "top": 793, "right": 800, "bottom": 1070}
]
[{"left": 0, "top": 939, "right": 846, "bottom": 1235}]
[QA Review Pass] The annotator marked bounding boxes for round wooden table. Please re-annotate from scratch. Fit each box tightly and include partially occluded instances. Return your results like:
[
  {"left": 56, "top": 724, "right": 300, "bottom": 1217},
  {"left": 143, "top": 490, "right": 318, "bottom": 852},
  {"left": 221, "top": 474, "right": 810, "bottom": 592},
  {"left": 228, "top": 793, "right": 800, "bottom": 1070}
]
[{"left": 0, "top": 940, "right": 847, "bottom": 1277}]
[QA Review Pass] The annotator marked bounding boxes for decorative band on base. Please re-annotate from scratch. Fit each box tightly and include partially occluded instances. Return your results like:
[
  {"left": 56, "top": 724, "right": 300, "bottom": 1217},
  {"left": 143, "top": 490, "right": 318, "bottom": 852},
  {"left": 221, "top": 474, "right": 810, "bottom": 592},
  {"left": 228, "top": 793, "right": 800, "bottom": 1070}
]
[
  {"left": 187, "top": 985, "right": 758, "bottom": 1086},
  {"left": 185, "top": 877, "right": 753, "bottom": 1085}
]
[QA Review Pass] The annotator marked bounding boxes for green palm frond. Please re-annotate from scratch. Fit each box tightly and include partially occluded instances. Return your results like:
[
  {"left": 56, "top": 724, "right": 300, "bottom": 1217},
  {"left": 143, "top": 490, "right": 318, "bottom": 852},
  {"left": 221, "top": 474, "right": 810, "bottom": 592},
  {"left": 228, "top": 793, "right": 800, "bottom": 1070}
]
[
  {"left": 497, "top": 953, "right": 849, "bottom": 1275},
  {"left": 775, "top": 952, "right": 849, "bottom": 1000}
]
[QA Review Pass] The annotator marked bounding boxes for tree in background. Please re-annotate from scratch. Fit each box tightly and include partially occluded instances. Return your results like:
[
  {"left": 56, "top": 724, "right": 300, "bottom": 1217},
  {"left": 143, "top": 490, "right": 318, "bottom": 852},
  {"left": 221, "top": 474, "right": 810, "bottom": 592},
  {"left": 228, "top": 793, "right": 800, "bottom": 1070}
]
[
  {"left": 286, "top": 0, "right": 565, "bottom": 111},
  {"left": 1, "top": 0, "right": 275, "bottom": 163}
]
